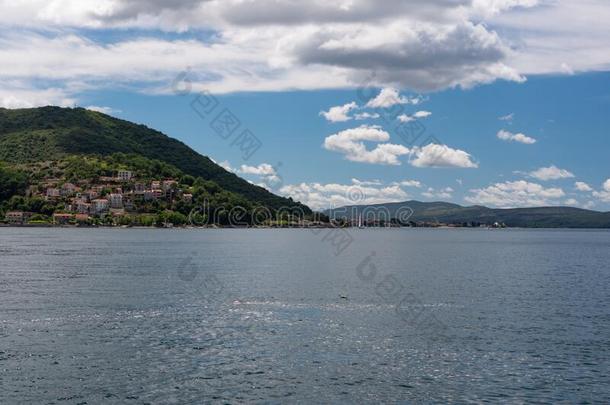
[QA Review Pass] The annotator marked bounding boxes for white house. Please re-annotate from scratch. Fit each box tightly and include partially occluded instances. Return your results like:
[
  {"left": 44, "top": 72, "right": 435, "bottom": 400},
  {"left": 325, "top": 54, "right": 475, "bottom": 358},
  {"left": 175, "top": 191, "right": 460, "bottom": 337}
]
[
  {"left": 61, "top": 183, "right": 77, "bottom": 196},
  {"left": 46, "top": 188, "right": 60, "bottom": 199},
  {"left": 109, "top": 193, "right": 123, "bottom": 209},
  {"left": 5, "top": 211, "right": 27, "bottom": 224},
  {"left": 162, "top": 180, "right": 177, "bottom": 191},
  {"left": 92, "top": 199, "right": 109, "bottom": 214},
  {"left": 117, "top": 170, "right": 133, "bottom": 181}
]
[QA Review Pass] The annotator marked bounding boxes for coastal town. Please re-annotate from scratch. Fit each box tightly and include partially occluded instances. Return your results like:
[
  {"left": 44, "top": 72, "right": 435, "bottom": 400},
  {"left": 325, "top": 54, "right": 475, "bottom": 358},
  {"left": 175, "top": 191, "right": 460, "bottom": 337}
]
[
  {"left": 1, "top": 159, "right": 508, "bottom": 228},
  {"left": 2, "top": 169, "right": 193, "bottom": 226}
]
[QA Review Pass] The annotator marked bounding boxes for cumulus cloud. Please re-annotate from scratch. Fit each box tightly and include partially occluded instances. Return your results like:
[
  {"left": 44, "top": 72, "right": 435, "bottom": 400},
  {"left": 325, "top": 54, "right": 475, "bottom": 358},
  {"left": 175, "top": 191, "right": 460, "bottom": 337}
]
[
  {"left": 592, "top": 179, "right": 610, "bottom": 202},
  {"left": 218, "top": 160, "right": 235, "bottom": 172},
  {"left": 354, "top": 112, "right": 380, "bottom": 120},
  {"left": 409, "top": 143, "right": 478, "bottom": 168},
  {"left": 0, "top": 85, "right": 76, "bottom": 108},
  {"left": 279, "top": 181, "right": 409, "bottom": 211},
  {"left": 365, "top": 88, "right": 420, "bottom": 108},
  {"left": 323, "top": 125, "right": 410, "bottom": 165},
  {"left": 398, "top": 110, "right": 432, "bottom": 123},
  {"left": 465, "top": 180, "right": 565, "bottom": 208},
  {"left": 239, "top": 163, "right": 280, "bottom": 184},
  {"left": 490, "top": 0, "right": 610, "bottom": 76},
  {"left": 0, "top": 0, "right": 609, "bottom": 103},
  {"left": 497, "top": 129, "right": 536, "bottom": 144},
  {"left": 320, "top": 101, "right": 358, "bottom": 122},
  {"left": 422, "top": 187, "right": 454, "bottom": 200},
  {"left": 351, "top": 178, "right": 382, "bottom": 186},
  {"left": 393, "top": 180, "right": 422, "bottom": 188},
  {"left": 575, "top": 181, "right": 593, "bottom": 192},
  {"left": 296, "top": 21, "right": 524, "bottom": 91},
  {"left": 529, "top": 165, "right": 575, "bottom": 181}
]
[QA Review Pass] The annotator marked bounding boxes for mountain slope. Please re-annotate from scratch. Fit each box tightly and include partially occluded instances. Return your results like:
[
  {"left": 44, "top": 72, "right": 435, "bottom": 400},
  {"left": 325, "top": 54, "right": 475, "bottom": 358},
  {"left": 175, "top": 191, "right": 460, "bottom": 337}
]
[
  {"left": 0, "top": 106, "right": 309, "bottom": 212},
  {"left": 325, "top": 200, "right": 610, "bottom": 228}
]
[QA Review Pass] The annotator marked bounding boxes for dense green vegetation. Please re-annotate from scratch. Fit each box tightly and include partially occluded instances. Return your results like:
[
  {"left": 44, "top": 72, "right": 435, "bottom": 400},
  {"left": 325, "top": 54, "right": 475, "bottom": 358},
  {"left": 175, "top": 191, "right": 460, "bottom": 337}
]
[
  {"left": 0, "top": 106, "right": 310, "bottom": 213},
  {"left": 0, "top": 153, "right": 314, "bottom": 226},
  {"left": 0, "top": 163, "right": 27, "bottom": 203}
]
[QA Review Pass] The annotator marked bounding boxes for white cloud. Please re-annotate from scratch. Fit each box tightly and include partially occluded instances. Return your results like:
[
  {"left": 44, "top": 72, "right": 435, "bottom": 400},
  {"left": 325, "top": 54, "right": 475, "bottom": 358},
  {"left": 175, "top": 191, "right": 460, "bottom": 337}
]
[
  {"left": 320, "top": 101, "right": 358, "bottom": 122},
  {"left": 529, "top": 165, "right": 575, "bottom": 181},
  {"left": 398, "top": 114, "right": 415, "bottom": 123},
  {"left": 498, "top": 112, "right": 514, "bottom": 121},
  {"left": 279, "top": 181, "right": 409, "bottom": 211},
  {"left": 354, "top": 112, "right": 380, "bottom": 120},
  {"left": 398, "top": 110, "right": 432, "bottom": 122},
  {"left": 0, "top": 0, "right": 609, "bottom": 101},
  {"left": 490, "top": 0, "right": 610, "bottom": 76},
  {"left": 564, "top": 198, "right": 578, "bottom": 206},
  {"left": 394, "top": 180, "right": 422, "bottom": 188},
  {"left": 239, "top": 163, "right": 280, "bottom": 184},
  {"left": 365, "top": 88, "right": 419, "bottom": 108},
  {"left": 497, "top": 129, "right": 536, "bottom": 144},
  {"left": 413, "top": 110, "right": 432, "bottom": 118},
  {"left": 0, "top": 85, "right": 76, "bottom": 108},
  {"left": 323, "top": 125, "right": 410, "bottom": 165},
  {"left": 351, "top": 178, "right": 382, "bottom": 186},
  {"left": 575, "top": 181, "right": 593, "bottom": 192},
  {"left": 218, "top": 160, "right": 235, "bottom": 172},
  {"left": 85, "top": 105, "right": 121, "bottom": 115},
  {"left": 409, "top": 143, "right": 478, "bottom": 169},
  {"left": 465, "top": 180, "right": 565, "bottom": 208},
  {"left": 422, "top": 187, "right": 454, "bottom": 200},
  {"left": 592, "top": 179, "right": 610, "bottom": 202}
]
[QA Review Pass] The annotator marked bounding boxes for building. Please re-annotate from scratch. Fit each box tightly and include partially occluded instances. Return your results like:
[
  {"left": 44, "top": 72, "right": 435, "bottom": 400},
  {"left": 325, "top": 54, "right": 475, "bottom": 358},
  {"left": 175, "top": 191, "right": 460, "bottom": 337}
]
[
  {"left": 92, "top": 199, "right": 109, "bottom": 214},
  {"left": 53, "top": 213, "right": 73, "bottom": 225},
  {"left": 162, "top": 180, "right": 177, "bottom": 191},
  {"left": 123, "top": 194, "right": 134, "bottom": 210},
  {"left": 143, "top": 190, "right": 154, "bottom": 201},
  {"left": 134, "top": 183, "right": 145, "bottom": 193},
  {"left": 5, "top": 211, "right": 28, "bottom": 224},
  {"left": 61, "top": 183, "right": 77, "bottom": 196},
  {"left": 86, "top": 190, "right": 99, "bottom": 200},
  {"left": 152, "top": 189, "right": 165, "bottom": 200},
  {"left": 109, "top": 193, "right": 123, "bottom": 209},
  {"left": 46, "top": 188, "right": 60, "bottom": 199},
  {"left": 76, "top": 201, "right": 91, "bottom": 214},
  {"left": 117, "top": 170, "right": 133, "bottom": 181},
  {"left": 75, "top": 214, "right": 90, "bottom": 224},
  {"left": 151, "top": 181, "right": 161, "bottom": 190},
  {"left": 183, "top": 194, "right": 193, "bottom": 203}
]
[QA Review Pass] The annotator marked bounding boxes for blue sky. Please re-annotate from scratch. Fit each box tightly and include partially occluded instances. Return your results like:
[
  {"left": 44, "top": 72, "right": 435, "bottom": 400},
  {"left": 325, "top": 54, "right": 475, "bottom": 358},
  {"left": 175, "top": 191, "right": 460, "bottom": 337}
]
[{"left": 1, "top": 0, "right": 609, "bottom": 210}]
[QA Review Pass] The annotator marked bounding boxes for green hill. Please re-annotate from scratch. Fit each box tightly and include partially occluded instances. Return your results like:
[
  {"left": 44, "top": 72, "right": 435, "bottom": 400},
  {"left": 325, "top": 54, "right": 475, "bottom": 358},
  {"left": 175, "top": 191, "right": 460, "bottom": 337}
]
[
  {"left": 0, "top": 106, "right": 309, "bottom": 213},
  {"left": 325, "top": 201, "right": 610, "bottom": 228}
]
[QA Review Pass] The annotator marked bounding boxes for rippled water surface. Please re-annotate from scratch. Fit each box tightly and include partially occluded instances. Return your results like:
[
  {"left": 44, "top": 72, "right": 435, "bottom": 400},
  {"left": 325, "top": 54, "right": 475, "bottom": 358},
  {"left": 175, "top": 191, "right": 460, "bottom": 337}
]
[{"left": 1, "top": 228, "right": 609, "bottom": 403}]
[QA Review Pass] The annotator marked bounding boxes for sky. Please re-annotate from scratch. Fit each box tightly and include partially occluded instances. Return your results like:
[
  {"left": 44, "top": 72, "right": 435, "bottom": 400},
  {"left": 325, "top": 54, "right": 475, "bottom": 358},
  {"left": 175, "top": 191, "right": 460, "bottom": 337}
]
[{"left": 1, "top": 0, "right": 609, "bottom": 211}]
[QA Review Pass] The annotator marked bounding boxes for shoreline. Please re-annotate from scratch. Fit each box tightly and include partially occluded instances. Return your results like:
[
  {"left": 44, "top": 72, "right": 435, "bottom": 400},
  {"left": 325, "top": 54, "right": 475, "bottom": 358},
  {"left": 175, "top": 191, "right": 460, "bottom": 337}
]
[{"left": 1, "top": 223, "right": 609, "bottom": 230}]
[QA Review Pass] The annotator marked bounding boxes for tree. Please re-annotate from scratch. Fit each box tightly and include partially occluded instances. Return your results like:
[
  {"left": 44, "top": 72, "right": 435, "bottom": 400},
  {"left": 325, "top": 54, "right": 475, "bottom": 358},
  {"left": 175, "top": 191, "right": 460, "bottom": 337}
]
[{"left": 0, "top": 164, "right": 27, "bottom": 202}]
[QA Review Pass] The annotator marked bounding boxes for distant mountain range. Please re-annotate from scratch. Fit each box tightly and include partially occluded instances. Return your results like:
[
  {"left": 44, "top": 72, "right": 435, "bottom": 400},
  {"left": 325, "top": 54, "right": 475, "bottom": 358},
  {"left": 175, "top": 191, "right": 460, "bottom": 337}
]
[
  {"left": 325, "top": 200, "right": 610, "bottom": 228},
  {"left": 0, "top": 106, "right": 309, "bottom": 213}
]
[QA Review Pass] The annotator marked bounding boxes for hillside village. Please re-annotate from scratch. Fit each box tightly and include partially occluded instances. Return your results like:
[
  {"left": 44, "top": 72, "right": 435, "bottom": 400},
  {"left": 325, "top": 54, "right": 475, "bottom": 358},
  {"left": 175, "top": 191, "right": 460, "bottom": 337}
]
[{"left": 3, "top": 168, "right": 193, "bottom": 226}]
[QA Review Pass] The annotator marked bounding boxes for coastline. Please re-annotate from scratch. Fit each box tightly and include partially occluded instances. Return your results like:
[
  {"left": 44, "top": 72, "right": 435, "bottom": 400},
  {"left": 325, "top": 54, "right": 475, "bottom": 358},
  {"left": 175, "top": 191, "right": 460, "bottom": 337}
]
[{"left": 1, "top": 223, "right": 609, "bottom": 230}]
